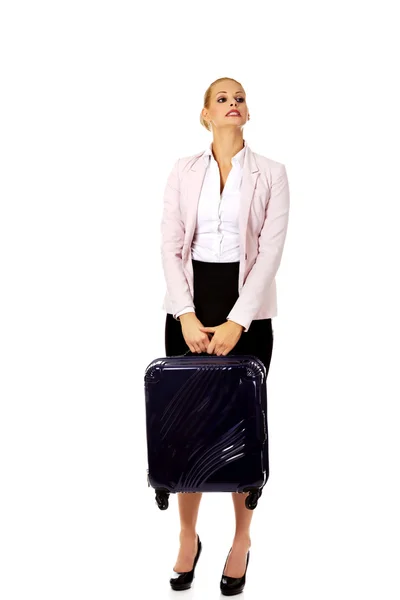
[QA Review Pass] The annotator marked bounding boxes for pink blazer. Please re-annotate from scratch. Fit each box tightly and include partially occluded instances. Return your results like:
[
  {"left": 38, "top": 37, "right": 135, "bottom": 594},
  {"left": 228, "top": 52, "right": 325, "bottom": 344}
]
[{"left": 161, "top": 144, "right": 290, "bottom": 333}]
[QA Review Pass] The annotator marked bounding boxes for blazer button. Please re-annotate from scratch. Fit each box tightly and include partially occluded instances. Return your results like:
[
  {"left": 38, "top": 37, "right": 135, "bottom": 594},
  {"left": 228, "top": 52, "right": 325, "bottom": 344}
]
[{"left": 245, "top": 253, "right": 247, "bottom": 260}]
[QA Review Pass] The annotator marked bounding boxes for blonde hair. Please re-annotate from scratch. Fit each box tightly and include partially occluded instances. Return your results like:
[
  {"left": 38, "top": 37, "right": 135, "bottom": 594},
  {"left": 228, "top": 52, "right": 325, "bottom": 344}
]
[{"left": 200, "top": 77, "right": 245, "bottom": 132}]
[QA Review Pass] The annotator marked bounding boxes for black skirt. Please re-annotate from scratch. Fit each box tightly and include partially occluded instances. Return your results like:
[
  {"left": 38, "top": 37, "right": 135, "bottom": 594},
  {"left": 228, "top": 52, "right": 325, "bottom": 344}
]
[{"left": 165, "top": 259, "right": 274, "bottom": 376}]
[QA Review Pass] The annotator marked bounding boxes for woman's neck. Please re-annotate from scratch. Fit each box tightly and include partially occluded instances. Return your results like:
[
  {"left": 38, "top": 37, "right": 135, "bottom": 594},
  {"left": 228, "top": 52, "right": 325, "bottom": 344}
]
[{"left": 210, "top": 135, "right": 245, "bottom": 167}]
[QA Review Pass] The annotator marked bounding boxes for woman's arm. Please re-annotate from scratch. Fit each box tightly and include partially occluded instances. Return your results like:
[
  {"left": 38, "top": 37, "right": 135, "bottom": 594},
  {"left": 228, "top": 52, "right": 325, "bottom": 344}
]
[
  {"left": 226, "top": 163, "right": 290, "bottom": 332},
  {"left": 160, "top": 158, "right": 195, "bottom": 319}
]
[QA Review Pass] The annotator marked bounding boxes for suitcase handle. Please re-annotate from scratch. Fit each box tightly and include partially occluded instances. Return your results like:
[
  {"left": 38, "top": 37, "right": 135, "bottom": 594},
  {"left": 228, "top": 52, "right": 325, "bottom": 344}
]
[{"left": 183, "top": 349, "right": 212, "bottom": 356}]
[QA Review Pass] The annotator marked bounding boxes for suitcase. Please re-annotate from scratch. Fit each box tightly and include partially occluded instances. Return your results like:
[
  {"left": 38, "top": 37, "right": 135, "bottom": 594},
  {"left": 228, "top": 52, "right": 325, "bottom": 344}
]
[{"left": 144, "top": 351, "right": 269, "bottom": 511}]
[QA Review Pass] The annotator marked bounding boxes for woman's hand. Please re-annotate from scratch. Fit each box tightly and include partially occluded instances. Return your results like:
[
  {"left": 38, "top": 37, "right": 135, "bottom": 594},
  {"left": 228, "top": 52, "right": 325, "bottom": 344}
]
[
  {"left": 199, "top": 321, "right": 244, "bottom": 356},
  {"left": 179, "top": 313, "right": 211, "bottom": 353}
]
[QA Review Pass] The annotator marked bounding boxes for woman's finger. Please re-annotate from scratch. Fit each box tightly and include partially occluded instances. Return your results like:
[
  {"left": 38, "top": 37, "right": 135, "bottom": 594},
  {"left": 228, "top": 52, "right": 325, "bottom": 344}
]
[{"left": 207, "top": 338, "right": 215, "bottom": 354}]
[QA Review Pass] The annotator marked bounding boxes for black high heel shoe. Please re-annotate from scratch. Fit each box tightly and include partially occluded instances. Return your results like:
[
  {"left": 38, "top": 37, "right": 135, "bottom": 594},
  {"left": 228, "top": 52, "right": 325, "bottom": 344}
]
[
  {"left": 220, "top": 547, "right": 250, "bottom": 596},
  {"left": 169, "top": 534, "right": 202, "bottom": 591}
]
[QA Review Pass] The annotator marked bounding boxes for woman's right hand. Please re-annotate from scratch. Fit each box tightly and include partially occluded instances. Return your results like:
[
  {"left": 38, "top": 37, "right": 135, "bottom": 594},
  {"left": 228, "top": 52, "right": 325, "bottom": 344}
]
[{"left": 179, "top": 313, "right": 211, "bottom": 354}]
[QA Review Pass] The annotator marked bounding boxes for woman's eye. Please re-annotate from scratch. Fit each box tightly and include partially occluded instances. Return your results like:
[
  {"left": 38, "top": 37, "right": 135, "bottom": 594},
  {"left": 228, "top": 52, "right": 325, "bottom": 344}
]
[{"left": 217, "top": 97, "right": 245, "bottom": 103}]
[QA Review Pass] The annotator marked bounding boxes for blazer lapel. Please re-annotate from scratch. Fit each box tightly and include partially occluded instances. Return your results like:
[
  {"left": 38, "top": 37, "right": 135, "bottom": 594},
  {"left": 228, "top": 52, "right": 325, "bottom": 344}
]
[{"left": 239, "top": 146, "right": 260, "bottom": 260}]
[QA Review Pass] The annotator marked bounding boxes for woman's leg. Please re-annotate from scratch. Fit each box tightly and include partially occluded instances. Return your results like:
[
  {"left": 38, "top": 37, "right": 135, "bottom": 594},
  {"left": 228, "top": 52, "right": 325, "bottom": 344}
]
[
  {"left": 165, "top": 315, "right": 202, "bottom": 571},
  {"left": 222, "top": 319, "right": 273, "bottom": 577},
  {"left": 173, "top": 493, "right": 203, "bottom": 572},
  {"left": 222, "top": 492, "right": 253, "bottom": 578}
]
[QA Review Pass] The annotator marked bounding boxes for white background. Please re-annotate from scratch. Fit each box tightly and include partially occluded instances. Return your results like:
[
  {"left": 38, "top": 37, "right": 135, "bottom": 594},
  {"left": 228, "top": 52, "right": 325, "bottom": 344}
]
[{"left": 1, "top": 1, "right": 399, "bottom": 598}]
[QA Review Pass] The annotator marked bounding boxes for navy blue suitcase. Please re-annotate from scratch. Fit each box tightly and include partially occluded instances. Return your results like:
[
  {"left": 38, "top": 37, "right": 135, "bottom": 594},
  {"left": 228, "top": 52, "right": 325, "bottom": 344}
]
[{"left": 144, "top": 352, "right": 269, "bottom": 511}]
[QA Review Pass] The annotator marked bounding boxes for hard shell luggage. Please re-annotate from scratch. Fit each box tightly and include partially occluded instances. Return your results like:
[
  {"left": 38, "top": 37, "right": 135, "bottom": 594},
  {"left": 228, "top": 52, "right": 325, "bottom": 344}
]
[{"left": 144, "top": 352, "right": 269, "bottom": 511}]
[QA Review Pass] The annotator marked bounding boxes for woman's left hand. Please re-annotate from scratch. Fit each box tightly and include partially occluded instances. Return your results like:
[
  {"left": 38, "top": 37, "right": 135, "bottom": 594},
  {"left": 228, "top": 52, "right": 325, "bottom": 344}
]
[{"left": 199, "top": 321, "right": 244, "bottom": 356}]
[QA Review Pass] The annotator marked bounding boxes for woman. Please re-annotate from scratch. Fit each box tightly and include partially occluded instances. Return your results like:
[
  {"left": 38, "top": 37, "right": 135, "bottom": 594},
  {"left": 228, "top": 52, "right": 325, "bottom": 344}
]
[{"left": 161, "top": 77, "right": 290, "bottom": 595}]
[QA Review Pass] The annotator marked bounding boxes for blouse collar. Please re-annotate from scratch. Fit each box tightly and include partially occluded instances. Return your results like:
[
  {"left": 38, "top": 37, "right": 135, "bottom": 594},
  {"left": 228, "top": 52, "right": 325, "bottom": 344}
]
[{"left": 202, "top": 139, "right": 247, "bottom": 168}]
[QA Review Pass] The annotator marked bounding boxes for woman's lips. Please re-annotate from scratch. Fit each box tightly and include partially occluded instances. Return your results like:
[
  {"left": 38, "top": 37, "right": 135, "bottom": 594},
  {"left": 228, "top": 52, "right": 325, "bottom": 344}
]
[{"left": 226, "top": 110, "right": 241, "bottom": 116}]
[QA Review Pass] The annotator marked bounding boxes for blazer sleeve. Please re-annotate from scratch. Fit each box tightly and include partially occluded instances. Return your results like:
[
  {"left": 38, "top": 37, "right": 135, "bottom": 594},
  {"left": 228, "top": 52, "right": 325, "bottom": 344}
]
[
  {"left": 226, "top": 163, "right": 290, "bottom": 332},
  {"left": 160, "top": 158, "right": 195, "bottom": 320}
]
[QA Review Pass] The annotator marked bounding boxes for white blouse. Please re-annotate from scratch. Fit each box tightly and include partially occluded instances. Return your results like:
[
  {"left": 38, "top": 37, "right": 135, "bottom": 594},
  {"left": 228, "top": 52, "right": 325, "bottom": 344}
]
[{"left": 176, "top": 140, "right": 247, "bottom": 319}]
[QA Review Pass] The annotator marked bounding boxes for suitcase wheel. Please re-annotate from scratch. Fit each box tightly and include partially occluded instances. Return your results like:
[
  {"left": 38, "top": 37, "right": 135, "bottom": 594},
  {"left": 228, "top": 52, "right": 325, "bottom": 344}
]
[
  {"left": 245, "top": 489, "right": 262, "bottom": 510},
  {"left": 155, "top": 490, "right": 170, "bottom": 510}
]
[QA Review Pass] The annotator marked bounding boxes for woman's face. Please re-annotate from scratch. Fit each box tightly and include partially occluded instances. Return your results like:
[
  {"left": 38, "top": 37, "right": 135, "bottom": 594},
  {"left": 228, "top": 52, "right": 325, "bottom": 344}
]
[{"left": 203, "top": 80, "right": 249, "bottom": 130}]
